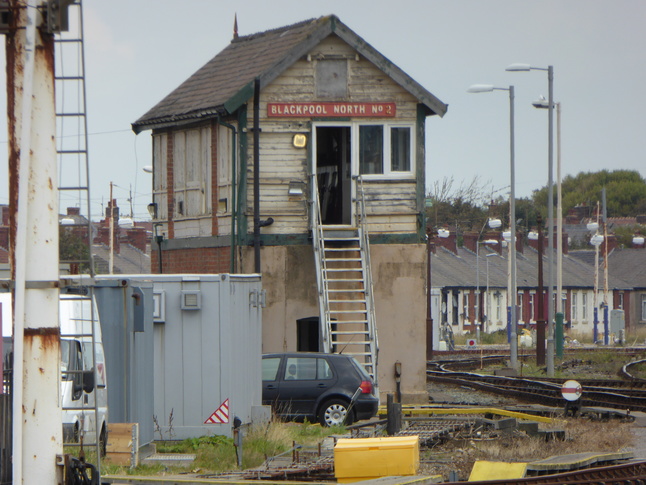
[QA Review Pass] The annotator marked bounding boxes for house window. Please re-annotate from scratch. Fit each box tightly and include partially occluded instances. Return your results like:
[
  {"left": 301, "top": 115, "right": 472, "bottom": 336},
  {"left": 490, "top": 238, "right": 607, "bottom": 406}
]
[
  {"left": 359, "top": 124, "right": 414, "bottom": 176},
  {"left": 495, "top": 293, "right": 502, "bottom": 322},
  {"left": 571, "top": 292, "right": 578, "bottom": 321},
  {"left": 618, "top": 292, "right": 624, "bottom": 310},
  {"left": 391, "top": 127, "right": 411, "bottom": 171},
  {"left": 529, "top": 293, "right": 535, "bottom": 322},
  {"left": 359, "top": 126, "right": 383, "bottom": 174},
  {"left": 641, "top": 294, "right": 646, "bottom": 321},
  {"left": 517, "top": 292, "right": 523, "bottom": 324},
  {"left": 463, "top": 293, "right": 469, "bottom": 322},
  {"left": 582, "top": 293, "right": 588, "bottom": 320}
]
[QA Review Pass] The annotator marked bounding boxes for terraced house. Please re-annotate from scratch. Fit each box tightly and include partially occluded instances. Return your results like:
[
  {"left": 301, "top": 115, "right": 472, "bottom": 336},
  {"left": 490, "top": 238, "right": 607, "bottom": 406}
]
[{"left": 133, "top": 15, "right": 447, "bottom": 401}]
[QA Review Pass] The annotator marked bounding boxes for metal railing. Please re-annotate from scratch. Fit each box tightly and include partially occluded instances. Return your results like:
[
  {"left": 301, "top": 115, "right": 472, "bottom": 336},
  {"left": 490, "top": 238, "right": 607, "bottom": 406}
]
[
  {"left": 354, "top": 176, "right": 379, "bottom": 380},
  {"left": 310, "top": 173, "right": 332, "bottom": 352}
]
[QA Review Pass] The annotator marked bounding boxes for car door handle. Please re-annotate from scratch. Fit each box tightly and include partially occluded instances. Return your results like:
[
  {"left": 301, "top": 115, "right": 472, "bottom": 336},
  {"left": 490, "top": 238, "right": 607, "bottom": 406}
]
[
  {"left": 265, "top": 384, "right": 277, "bottom": 390},
  {"left": 317, "top": 383, "right": 327, "bottom": 388}
]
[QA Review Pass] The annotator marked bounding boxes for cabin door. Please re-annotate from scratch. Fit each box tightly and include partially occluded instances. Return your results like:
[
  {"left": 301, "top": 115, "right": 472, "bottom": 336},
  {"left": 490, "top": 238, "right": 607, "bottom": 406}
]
[{"left": 315, "top": 126, "right": 353, "bottom": 225}]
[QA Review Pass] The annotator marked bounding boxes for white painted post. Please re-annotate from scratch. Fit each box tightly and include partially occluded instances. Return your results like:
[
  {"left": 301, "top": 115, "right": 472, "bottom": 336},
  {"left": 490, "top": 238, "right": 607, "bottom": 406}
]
[{"left": 9, "top": 2, "right": 63, "bottom": 483}]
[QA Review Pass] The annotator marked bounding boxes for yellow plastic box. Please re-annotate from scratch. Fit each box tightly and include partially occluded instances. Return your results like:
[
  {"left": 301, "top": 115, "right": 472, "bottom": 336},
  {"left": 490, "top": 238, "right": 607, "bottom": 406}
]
[{"left": 334, "top": 436, "right": 419, "bottom": 483}]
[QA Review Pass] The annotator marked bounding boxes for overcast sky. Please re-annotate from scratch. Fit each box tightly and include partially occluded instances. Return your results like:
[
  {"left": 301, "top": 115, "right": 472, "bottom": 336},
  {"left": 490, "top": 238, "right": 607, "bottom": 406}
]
[{"left": 0, "top": 0, "right": 644, "bottom": 221}]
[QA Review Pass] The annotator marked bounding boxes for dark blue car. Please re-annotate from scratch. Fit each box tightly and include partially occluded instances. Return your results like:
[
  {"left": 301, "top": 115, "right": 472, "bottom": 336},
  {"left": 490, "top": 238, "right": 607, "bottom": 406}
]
[{"left": 262, "top": 352, "right": 379, "bottom": 426}]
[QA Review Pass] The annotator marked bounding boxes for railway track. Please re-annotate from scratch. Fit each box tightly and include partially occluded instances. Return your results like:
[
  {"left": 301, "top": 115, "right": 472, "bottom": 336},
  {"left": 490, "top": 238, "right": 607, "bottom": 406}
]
[
  {"left": 428, "top": 355, "right": 646, "bottom": 414},
  {"left": 442, "top": 460, "right": 646, "bottom": 485}
]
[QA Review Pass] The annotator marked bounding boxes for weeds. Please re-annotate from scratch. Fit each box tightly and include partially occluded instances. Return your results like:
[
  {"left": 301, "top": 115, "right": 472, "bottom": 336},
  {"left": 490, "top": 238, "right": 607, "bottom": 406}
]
[
  {"left": 104, "top": 419, "right": 346, "bottom": 476},
  {"left": 423, "top": 418, "right": 633, "bottom": 481}
]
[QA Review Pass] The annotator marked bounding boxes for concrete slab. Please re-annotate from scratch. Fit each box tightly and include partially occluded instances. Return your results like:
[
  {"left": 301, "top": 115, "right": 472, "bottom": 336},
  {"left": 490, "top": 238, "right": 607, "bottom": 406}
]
[{"left": 526, "top": 451, "right": 633, "bottom": 473}]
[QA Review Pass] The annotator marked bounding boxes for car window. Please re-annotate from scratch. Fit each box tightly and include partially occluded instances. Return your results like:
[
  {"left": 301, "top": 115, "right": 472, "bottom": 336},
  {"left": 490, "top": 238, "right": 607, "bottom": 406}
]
[
  {"left": 317, "top": 358, "right": 333, "bottom": 380},
  {"left": 262, "top": 357, "right": 281, "bottom": 381},
  {"left": 284, "top": 357, "right": 317, "bottom": 380}
]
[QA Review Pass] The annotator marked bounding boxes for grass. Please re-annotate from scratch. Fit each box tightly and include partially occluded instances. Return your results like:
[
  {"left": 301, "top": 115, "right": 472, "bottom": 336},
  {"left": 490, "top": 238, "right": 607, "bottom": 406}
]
[
  {"left": 102, "top": 420, "right": 347, "bottom": 476},
  {"left": 422, "top": 416, "right": 634, "bottom": 481}
]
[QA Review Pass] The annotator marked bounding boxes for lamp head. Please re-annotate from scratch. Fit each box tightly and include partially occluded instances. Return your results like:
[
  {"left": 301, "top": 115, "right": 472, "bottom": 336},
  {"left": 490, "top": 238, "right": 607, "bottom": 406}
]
[
  {"left": 506, "top": 63, "right": 531, "bottom": 72},
  {"left": 147, "top": 202, "right": 158, "bottom": 219},
  {"left": 467, "top": 84, "right": 495, "bottom": 93},
  {"left": 487, "top": 218, "right": 502, "bottom": 229}
]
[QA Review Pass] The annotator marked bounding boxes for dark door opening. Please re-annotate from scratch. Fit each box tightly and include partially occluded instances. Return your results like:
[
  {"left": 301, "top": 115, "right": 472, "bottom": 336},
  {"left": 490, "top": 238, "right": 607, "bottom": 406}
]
[
  {"left": 297, "top": 317, "right": 320, "bottom": 352},
  {"left": 316, "top": 126, "right": 352, "bottom": 225}
]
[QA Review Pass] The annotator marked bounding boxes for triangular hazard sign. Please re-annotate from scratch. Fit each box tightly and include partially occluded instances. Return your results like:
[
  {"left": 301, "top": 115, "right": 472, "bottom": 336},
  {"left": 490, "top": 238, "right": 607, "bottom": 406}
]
[{"left": 205, "top": 398, "right": 229, "bottom": 424}]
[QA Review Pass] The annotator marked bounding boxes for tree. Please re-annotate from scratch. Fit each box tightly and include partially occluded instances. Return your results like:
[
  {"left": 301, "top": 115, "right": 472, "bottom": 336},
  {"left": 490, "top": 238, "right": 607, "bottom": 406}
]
[
  {"left": 532, "top": 169, "right": 646, "bottom": 218},
  {"left": 426, "top": 176, "right": 493, "bottom": 231},
  {"left": 59, "top": 229, "right": 90, "bottom": 273}
]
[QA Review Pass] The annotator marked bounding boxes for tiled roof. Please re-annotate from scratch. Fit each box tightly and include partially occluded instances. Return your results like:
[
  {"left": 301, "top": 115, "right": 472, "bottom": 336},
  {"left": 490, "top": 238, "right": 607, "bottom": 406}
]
[
  {"left": 607, "top": 248, "right": 646, "bottom": 289},
  {"left": 432, "top": 245, "right": 633, "bottom": 290},
  {"left": 133, "top": 15, "right": 447, "bottom": 132},
  {"left": 92, "top": 244, "right": 150, "bottom": 275}
]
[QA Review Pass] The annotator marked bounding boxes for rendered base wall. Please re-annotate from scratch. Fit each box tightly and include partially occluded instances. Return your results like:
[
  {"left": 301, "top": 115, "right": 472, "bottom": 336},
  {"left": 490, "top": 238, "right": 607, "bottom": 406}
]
[{"left": 241, "top": 243, "right": 428, "bottom": 404}]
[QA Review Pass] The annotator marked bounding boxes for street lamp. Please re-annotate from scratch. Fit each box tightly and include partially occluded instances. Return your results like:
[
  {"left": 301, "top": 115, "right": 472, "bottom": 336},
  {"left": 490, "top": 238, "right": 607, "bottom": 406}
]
[
  {"left": 485, "top": 253, "right": 497, "bottom": 333},
  {"left": 534, "top": 97, "right": 563, "bottom": 355},
  {"left": 467, "top": 83, "right": 518, "bottom": 369},
  {"left": 476, "top": 234, "right": 499, "bottom": 339},
  {"left": 507, "top": 63, "right": 555, "bottom": 376}
]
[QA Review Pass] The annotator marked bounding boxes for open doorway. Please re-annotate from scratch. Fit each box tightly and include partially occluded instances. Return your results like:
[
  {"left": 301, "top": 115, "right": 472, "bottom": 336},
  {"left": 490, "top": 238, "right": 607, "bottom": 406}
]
[{"left": 315, "top": 126, "right": 352, "bottom": 225}]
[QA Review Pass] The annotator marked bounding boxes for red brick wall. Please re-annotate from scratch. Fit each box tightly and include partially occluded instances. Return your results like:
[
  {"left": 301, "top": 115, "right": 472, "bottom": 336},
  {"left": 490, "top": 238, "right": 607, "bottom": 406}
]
[{"left": 151, "top": 246, "right": 230, "bottom": 274}]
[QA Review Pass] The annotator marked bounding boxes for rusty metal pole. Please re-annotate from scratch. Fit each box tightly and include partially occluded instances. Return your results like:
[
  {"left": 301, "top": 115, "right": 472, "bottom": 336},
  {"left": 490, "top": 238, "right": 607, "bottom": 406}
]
[{"left": 8, "top": 1, "right": 63, "bottom": 483}]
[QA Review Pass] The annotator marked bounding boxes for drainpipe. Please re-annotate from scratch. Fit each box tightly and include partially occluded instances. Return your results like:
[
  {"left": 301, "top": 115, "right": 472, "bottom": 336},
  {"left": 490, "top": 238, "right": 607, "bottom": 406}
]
[
  {"left": 218, "top": 117, "right": 237, "bottom": 273},
  {"left": 253, "top": 78, "right": 261, "bottom": 273},
  {"left": 8, "top": 2, "right": 63, "bottom": 483},
  {"left": 252, "top": 78, "right": 273, "bottom": 273}
]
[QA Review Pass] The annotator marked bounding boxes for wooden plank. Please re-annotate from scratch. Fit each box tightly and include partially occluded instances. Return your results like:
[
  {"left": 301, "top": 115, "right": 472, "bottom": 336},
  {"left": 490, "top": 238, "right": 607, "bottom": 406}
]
[{"left": 105, "top": 423, "right": 139, "bottom": 467}]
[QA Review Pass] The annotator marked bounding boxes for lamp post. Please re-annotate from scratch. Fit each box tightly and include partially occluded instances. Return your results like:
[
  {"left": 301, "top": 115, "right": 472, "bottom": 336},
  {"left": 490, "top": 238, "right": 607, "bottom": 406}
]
[
  {"left": 507, "top": 63, "right": 555, "bottom": 376},
  {"left": 589, "top": 220, "right": 603, "bottom": 343},
  {"left": 485, "top": 253, "right": 497, "bottom": 333},
  {"left": 467, "top": 83, "right": 518, "bottom": 369},
  {"left": 534, "top": 98, "right": 562, "bottom": 355},
  {"left": 475, "top": 218, "right": 502, "bottom": 335}
]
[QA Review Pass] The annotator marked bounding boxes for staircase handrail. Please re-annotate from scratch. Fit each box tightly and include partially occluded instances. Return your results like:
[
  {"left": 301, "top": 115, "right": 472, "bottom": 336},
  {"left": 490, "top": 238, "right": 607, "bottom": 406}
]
[
  {"left": 310, "top": 173, "right": 332, "bottom": 351},
  {"left": 354, "top": 176, "right": 379, "bottom": 377}
]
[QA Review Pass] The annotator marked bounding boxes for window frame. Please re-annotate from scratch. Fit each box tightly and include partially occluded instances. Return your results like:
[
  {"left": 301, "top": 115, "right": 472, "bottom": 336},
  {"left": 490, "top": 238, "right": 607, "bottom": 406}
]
[{"left": 357, "top": 122, "right": 415, "bottom": 178}]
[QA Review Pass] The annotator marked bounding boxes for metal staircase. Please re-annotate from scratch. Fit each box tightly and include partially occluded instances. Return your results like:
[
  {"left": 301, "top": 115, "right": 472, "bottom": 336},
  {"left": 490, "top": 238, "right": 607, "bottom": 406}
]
[
  {"left": 311, "top": 175, "right": 379, "bottom": 385},
  {"left": 53, "top": 0, "right": 103, "bottom": 470}
]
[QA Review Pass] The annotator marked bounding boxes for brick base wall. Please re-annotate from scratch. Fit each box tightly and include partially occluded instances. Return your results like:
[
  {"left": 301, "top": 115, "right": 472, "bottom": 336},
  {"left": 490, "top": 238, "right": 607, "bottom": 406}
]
[{"left": 151, "top": 246, "right": 230, "bottom": 274}]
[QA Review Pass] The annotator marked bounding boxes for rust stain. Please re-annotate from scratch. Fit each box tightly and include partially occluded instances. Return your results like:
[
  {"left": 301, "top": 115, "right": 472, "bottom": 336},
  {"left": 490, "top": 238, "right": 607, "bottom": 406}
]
[
  {"left": 24, "top": 327, "right": 60, "bottom": 351},
  {"left": 38, "top": 367, "right": 44, "bottom": 374}
]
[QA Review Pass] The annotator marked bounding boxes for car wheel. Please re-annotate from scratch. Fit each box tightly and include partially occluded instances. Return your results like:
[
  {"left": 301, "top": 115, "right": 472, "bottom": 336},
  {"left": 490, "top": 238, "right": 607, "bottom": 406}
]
[{"left": 319, "top": 399, "right": 353, "bottom": 427}]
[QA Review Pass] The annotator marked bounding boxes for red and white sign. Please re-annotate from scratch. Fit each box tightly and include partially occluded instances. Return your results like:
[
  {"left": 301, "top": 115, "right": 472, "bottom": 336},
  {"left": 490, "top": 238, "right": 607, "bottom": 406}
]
[
  {"left": 466, "top": 339, "right": 477, "bottom": 348},
  {"left": 205, "top": 399, "right": 229, "bottom": 424},
  {"left": 267, "top": 102, "right": 396, "bottom": 118},
  {"left": 561, "top": 380, "right": 582, "bottom": 401}
]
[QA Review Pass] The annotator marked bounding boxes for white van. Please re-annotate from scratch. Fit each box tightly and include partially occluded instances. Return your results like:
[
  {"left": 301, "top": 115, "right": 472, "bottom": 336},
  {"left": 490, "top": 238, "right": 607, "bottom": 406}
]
[{"left": 1, "top": 291, "right": 108, "bottom": 453}]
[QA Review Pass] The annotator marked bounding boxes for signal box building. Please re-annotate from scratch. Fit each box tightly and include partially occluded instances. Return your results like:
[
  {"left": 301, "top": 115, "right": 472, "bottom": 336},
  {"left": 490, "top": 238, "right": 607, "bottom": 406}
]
[{"left": 133, "top": 15, "right": 447, "bottom": 402}]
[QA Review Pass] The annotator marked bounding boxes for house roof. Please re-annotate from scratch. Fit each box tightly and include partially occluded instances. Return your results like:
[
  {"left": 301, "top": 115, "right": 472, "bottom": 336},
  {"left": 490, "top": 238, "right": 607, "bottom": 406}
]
[
  {"left": 132, "top": 15, "right": 447, "bottom": 133},
  {"left": 92, "top": 244, "right": 150, "bottom": 274},
  {"left": 607, "top": 248, "right": 646, "bottom": 289},
  {"left": 432, "top": 245, "right": 633, "bottom": 291}
]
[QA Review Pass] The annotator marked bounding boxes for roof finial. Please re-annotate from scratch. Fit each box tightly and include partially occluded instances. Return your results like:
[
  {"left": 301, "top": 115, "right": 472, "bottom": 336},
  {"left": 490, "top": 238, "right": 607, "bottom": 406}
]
[{"left": 233, "top": 13, "right": 238, "bottom": 39}]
